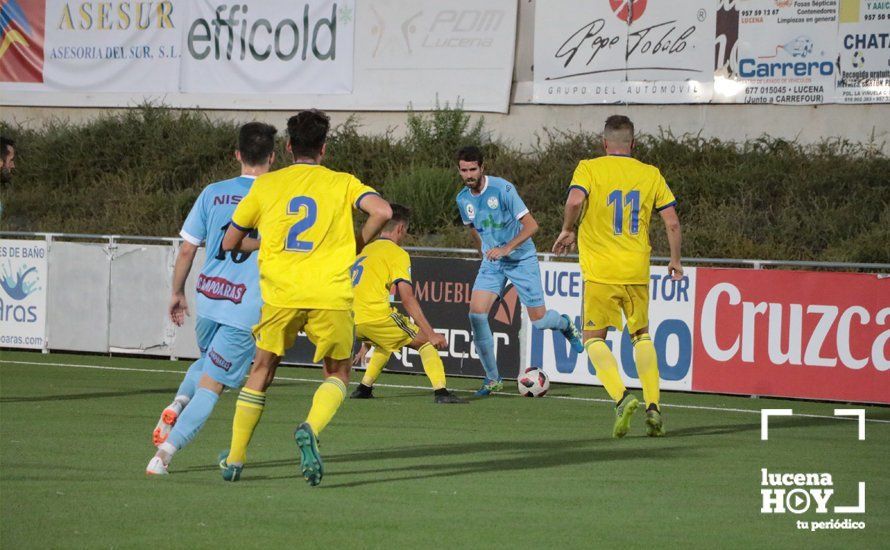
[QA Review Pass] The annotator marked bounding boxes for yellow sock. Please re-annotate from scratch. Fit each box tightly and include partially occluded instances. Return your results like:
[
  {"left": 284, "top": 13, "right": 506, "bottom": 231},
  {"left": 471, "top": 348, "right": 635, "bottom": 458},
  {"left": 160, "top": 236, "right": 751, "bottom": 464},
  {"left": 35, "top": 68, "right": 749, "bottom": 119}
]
[
  {"left": 418, "top": 343, "right": 446, "bottom": 390},
  {"left": 361, "top": 350, "right": 390, "bottom": 387},
  {"left": 585, "top": 338, "right": 627, "bottom": 402},
  {"left": 633, "top": 334, "right": 660, "bottom": 409},
  {"left": 305, "top": 377, "right": 347, "bottom": 435},
  {"left": 227, "top": 387, "right": 265, "bottom": 465}
]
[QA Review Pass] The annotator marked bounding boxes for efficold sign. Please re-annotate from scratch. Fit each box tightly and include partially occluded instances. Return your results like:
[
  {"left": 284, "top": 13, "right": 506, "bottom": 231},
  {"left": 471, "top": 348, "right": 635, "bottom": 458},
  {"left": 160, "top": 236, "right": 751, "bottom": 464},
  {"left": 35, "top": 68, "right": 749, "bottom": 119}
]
[{"left": 526, "top": 262, "right": 695, "bottom": 391}]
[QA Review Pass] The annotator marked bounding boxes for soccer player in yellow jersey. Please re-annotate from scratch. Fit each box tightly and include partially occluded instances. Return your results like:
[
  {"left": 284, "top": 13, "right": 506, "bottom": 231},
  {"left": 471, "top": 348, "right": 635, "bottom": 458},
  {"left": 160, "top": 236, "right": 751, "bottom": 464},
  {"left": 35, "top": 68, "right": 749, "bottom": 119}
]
[
  {"left": 350, "top": 204, "right": 467, "bottom": 404},
  {"left": 219, "top": 110, "right": 392, "bottom": 485},
  {"left": 552, "top": 115, "right": 683, "bottom": 438}
]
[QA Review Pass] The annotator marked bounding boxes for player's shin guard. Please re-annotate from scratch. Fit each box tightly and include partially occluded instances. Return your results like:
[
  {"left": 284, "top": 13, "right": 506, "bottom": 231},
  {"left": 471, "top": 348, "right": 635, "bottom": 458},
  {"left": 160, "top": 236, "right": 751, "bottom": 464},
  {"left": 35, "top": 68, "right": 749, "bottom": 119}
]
[
  {"left": 531, "top": 309, "right": 570, "bottom": 331},
  {"left": 585, "top": 338, "right": 627, "bottom": 402},
  {"left": 305, "top": 377, "right": 347, "bottom": 436},
  {"left": 175, "top": 359, "right": 204, "bottom": 403},
  {"left": 360, "top": 350, "right": 389, "bottom": 387},
  {"left": 633, "top": 334, "right": 660, "bottom": 410},
  {"left": 227, "top": 387, "right": 266, "bottom": 465},
  {"left": 166, "top": 387, "right": 219, "bottom": 452},
  {"left": 469, "top": 313, "right": 500, "bottom": 381},
  {"left": 418, "top": 343, "right": 447, "bottom": 390}
]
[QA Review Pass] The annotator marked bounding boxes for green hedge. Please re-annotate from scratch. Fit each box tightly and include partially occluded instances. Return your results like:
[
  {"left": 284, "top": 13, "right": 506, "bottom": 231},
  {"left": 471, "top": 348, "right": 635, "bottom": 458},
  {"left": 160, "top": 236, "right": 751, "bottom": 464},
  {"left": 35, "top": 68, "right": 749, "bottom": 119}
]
[{"left": 2, "top": 105, "right": 888, "bottom": 263}]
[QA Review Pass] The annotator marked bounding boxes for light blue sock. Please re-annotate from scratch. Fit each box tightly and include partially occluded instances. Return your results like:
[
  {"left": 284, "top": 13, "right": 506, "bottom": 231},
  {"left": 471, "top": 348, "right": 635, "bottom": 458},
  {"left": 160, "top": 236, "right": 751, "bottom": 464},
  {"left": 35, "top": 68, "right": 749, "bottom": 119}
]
[
  {"left": 532, "top": 309, "right": 570, "bottom": 332},
  {"left": 167, "top": 387, "right": 219, "bottom": 450},
  {"left": 469, "top": 313, "right": 500, "bottom": 381},
  {"left": 175, "top": 359, "right": 204, "bottom": 401}
]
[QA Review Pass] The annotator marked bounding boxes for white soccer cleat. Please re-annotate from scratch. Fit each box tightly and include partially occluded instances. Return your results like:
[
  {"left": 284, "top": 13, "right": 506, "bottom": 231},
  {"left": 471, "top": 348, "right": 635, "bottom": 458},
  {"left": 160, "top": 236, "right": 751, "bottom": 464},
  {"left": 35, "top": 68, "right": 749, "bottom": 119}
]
[
  {"left": 152, "top": 405, "right": 180, "bottom": 447},
  {"left": 145, "top": 456, "right": 168, "bottom": 476}
]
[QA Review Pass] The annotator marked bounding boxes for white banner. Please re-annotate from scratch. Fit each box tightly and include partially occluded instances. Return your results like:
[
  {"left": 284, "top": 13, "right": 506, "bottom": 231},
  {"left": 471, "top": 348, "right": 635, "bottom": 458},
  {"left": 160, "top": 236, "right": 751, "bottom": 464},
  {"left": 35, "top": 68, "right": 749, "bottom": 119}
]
[
  {"left": 0, "top": 0, "right": 517, "bottom": 112},
  {"left": 715, "top": 0, "right": 839, "bottom": 104},
  {"left": 526, "top": 262, "right": 696, "bottom": 392},
  {"left": 834, "top": 0, "right": 890, "bottom": 103},
  {"left": 533, "top": 0, "right": 715, "bottom": 104},
  {"left": 180, "top": 0, "right": 354, "bottom": 95},
  {"left": 0, "top": 240, "right": 48, "bottom": 350}
]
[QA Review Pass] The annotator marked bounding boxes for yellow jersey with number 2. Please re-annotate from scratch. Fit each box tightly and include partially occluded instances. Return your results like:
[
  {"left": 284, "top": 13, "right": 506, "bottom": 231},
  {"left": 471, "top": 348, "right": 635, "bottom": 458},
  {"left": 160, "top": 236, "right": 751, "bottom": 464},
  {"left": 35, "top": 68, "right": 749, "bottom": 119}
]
[
  {"left": 570, "top": 155, "right": 676, "bottom": 285},
  {"left": 231, "top": 163, "right": 378, "bottom": 310}
]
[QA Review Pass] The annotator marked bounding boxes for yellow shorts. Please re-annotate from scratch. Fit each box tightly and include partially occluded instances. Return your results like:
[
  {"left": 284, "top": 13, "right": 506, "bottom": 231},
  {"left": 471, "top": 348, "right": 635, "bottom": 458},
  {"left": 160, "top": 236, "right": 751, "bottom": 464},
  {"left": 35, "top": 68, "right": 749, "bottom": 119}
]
[
  {"left": 583, "top": 281, "right": 649, "bottom": 333},
  {"left": 253, "top": 304, "right": 354, "bottom": 362},
  {"left": 355, "top": 313, "right": 419, "bottom": 353}
]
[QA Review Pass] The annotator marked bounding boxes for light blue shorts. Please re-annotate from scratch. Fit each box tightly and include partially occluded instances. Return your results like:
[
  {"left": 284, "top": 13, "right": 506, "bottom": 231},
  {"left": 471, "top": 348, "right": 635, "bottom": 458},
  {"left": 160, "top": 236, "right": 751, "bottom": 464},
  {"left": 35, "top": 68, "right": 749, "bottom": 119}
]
[
  {"left": 473, "top": 256, "right": 545, "bottom": 308},
  {"left": 195, "top": 316, "right": 255, "bottom": 389}
]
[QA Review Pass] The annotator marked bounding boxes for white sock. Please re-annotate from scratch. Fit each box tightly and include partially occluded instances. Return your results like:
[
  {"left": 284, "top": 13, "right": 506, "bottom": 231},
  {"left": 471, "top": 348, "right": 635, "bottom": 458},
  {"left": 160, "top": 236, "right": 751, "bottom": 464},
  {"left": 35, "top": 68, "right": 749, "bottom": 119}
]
[
  {"left": 171, "top": 396, "right": 189, "bottom": 411},
  {"left": 157, "top": 441, "right": 178, "bottom": 463}
]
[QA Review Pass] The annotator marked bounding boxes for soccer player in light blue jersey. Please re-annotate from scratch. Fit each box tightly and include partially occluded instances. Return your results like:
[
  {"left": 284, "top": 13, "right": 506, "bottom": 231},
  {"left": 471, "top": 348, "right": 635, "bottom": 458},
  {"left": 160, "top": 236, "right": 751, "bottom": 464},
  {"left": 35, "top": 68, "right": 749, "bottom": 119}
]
[
  {"left": 455, "top": 146, "right": 583, "bottom": 396},
  {"left": 146, "top": 122, "right": 276, "bottom": 475}
]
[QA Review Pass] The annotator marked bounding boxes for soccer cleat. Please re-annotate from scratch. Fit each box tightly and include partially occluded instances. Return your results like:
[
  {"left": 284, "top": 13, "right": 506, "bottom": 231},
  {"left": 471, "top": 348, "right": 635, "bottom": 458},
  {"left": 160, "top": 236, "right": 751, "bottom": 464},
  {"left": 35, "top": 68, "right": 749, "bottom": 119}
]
[
  {"left": 294, "top": 422, "right": 324, "bottom": 487},
  {"left": 560, "top": 314, "right": 585, "bottom": 353},
  {"left": 349, "top": 384, "right": 374, "bottom": 399},
  {"left": 474, "top": 379, "right": 504, "bottom": 397},
  {"left": 152, "top": 406, "right": 179, "bottom": 447},
  {"left": 218, "top": 450, "right": 243, "bottom": 482},
  {"left": 145, "top": 456, "right": 168, "bottom": 476},
  {"left": 434, "top": 390, "right": 469, "bottom": 404},
  {"left": 612, "top": 394, "right": 640, "bottom": 438},
  {"left": 645, "top": 409, "right": 665, "bottom": 437}
]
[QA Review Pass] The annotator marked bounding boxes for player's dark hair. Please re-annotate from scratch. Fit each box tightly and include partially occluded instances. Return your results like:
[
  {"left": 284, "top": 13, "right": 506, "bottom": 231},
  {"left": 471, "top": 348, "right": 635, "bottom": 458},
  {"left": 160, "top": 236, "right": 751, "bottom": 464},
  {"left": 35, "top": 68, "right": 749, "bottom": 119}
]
[
  {"left": 1, "top": 136, "right": 15, "bottom": 161},
  {"left": 287, "top": 109, "right": 330, "bottom": 159},
  {"left": 604, "top": 115, "right": 634, "bottom": 141},
  {"left": 456, "top": 145, "right": 484, "bottom": 166},
  {"left": 384, "top": 203, "right": 411, "bottom": 232},
  {"left": 238, "top": 122, "right": 277, "bottom": 166}
]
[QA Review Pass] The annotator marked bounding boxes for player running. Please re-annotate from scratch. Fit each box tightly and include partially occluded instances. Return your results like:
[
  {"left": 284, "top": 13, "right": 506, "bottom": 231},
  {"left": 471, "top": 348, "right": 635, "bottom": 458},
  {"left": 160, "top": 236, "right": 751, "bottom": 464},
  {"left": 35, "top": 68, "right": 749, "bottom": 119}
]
[
  {"left": 146, "top": 122, "right": 276, "bottom": 475},
  {"left": 219, "top": 109, "right": 392, "bottom": 485},
  {"left": 350, "top": 204, "right": 467, "bottom": 404},
  {"left": 455, "top": 146, "right": 583, "bottom": 396},
  {"left": 552, "top": 115, "right": 683, "bottom": 438}
]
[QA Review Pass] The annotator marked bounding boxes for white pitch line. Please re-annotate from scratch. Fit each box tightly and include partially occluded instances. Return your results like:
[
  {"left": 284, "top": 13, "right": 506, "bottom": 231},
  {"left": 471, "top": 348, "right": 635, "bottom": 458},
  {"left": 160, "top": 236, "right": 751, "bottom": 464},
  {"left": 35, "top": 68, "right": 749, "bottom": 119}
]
[{"left": 2, "top": 359, "right": 889, "bottom": 425}]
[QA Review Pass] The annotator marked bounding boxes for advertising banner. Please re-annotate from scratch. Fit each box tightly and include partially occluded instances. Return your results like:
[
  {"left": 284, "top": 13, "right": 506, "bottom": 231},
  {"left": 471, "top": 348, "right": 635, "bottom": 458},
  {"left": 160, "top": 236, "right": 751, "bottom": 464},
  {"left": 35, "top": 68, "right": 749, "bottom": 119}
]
[
  {"left": 180, "top": 0, "right": 354, "bottom": 95},
  {"left": 526, "top": 262, "right": 696, "bottom": 392},
  {"left": 0, "top": 0, "right": 517, "bottom": 112},
  {"left": 0, "top": 239, "right": 48, "bottom": 350},
  {"left": 693, "top": 268, "right": 890, "bottom": 404},
  {"left": 834, "top": 0, "right": 890, "bottom": 103},
  {"left": 716, "top": 0, "right": 839, "bottom": 104},
  {"left": 285, "top": 256, "right": 523, "bottom": 380},
  {"left": 533, "top": 0, "right": 716, "bottom": 103}
]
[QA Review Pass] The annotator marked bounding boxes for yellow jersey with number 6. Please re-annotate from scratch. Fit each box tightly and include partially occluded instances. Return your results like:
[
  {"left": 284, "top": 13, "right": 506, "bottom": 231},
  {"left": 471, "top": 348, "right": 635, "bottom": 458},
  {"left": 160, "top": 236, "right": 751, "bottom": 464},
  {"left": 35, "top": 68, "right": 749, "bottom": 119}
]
[
  {"left": 570, "top": 155, "right": 676, "bottom": 284},
  {"left": 351, "top": 238, "right": 412, "bottom": 325},
  {"left": 231, "top": 163, "right": 377, "bottom": 310}
]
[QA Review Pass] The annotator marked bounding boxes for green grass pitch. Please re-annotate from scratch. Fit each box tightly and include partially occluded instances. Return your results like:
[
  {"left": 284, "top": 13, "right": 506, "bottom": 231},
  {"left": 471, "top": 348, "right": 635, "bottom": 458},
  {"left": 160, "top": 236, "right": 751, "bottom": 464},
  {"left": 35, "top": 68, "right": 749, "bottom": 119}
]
[{"left": 1, "top": 350, "right": 887, "bottom": 548}]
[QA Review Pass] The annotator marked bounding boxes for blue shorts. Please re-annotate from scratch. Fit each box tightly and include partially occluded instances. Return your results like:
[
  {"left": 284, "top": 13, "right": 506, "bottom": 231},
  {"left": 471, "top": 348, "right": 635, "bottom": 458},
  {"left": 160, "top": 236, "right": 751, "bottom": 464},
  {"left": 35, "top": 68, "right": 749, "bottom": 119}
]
[
  {"left": 473, "top": 256, "right": 545, "bottom": 308},
  {"left": 195, "top": 316, "right": 255, "bottom": 389}
]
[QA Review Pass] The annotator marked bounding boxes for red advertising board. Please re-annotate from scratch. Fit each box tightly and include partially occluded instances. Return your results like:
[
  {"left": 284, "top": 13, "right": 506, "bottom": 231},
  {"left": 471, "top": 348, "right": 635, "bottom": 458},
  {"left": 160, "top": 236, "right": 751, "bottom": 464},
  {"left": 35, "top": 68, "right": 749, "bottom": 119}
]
[
  {"left": 693, "top": 268, "right": 890, "bottom": 404},
  {"left": 0, "top": 0, "right": 45, "bottom": 83}
]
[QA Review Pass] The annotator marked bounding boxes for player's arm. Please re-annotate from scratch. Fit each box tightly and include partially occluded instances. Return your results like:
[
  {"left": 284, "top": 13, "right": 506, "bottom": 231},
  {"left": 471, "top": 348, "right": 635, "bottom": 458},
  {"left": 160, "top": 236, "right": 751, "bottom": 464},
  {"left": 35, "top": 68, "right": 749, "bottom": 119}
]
[
  {"left": 552, "top": 187, "right": 586, "bottom": 255},
  {"left": 356, "top": 193, "right": 392, "bottom": 253},
  {"left": 222, "top": 224, "right": 251, "bottom": 252},
  {"left": 659, "top": 205, "right": 683, "bottom": 281},
  {"left": 396, "top": 281, "right": 446, "bottom": 349},
  {"left": 486, "top": 212, "right": 539, "bottom": 261},
  {"left": 169, "top": 241, "right": 198, "bottom": 326}
]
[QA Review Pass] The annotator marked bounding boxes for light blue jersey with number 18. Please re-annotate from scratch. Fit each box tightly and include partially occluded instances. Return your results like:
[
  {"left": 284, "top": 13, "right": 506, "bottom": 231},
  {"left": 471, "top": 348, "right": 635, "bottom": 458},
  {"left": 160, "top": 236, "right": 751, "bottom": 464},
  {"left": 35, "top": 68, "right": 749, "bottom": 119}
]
[{"left": 180, "top": 176, "right": 262, "bottom": 332}]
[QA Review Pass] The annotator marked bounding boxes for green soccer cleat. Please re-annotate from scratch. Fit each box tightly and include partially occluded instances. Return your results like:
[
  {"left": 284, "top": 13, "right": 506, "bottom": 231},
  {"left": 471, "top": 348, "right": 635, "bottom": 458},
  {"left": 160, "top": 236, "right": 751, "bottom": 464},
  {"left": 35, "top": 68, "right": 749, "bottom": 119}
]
[
  {"left": 294, "top": 422, "right": 324, "bottom": 487},
  {"left": 218, "top": 450, "right": 242, "bottom": 482},
  {"left": 612, "top": 394, "right": 640, "bottom": 438},
  {"left": 645, "top": 408, "right": 665, "bottom": 437},
  {"left": 474, "top": 379, "right": 504, "bottom": 397}
]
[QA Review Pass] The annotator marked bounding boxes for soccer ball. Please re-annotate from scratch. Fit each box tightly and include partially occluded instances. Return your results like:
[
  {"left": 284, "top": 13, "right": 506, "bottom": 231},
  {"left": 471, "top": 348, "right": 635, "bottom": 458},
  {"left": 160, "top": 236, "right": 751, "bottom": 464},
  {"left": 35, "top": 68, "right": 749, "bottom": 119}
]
[{"left": 517, "top": 367, "right": 550, "bottom": 397}]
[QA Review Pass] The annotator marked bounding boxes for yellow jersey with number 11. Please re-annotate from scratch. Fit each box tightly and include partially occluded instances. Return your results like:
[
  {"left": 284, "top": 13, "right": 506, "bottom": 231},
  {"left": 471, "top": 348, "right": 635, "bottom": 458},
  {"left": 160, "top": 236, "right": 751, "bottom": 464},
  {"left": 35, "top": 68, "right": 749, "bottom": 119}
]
[
  {"left": 570, "top": 155, "right": 676, "bottom": 285},
  {"left": 231, "top": 163, "right": 377, "bottom": 310}
]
